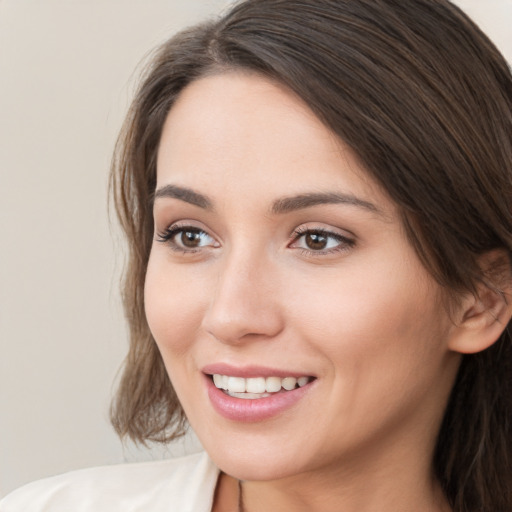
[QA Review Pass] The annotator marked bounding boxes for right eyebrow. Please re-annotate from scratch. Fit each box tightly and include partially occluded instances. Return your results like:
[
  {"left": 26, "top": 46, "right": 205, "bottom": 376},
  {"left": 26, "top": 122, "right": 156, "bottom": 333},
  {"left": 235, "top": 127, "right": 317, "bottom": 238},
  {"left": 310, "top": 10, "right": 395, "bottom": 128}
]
[{"left": 153, "top": 184, "right": 213, "bottom": 210}]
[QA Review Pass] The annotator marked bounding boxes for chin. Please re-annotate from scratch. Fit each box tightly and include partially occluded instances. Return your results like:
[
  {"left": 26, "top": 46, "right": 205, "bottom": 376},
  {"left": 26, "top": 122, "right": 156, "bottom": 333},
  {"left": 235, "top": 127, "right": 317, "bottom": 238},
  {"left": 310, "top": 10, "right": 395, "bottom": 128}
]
[{"left": 194, "top": 426, "right": 318, "bottom": 481}]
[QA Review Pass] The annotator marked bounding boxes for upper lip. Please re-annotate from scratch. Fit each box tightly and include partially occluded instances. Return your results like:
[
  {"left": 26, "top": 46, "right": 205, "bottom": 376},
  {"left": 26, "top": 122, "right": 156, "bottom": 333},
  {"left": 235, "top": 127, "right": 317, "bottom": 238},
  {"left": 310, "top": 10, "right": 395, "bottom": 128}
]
[{"left": 202, "top": 363, "right": 314, "bottom": 379}]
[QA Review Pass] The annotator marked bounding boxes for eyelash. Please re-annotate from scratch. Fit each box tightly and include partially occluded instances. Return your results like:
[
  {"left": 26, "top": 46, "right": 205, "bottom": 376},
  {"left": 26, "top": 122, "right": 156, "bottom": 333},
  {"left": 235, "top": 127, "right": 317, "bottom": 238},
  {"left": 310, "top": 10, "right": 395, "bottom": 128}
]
[
  {"left": 156, "top": 224, "right": 216, "bottom": 253},
  {"left": 156, "top": 224, "right": 355, "bottom": 256},
  {"left": 290, "top": 226, "right": 355, "bottom": 256}
]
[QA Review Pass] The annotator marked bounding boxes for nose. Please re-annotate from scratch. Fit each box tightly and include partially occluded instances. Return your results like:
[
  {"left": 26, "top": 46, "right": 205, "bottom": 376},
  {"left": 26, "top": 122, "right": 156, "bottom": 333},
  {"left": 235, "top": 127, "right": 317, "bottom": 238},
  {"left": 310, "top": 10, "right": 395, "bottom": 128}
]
[{"left": 201, "top": 249, "right": 285, "bottom": 345}]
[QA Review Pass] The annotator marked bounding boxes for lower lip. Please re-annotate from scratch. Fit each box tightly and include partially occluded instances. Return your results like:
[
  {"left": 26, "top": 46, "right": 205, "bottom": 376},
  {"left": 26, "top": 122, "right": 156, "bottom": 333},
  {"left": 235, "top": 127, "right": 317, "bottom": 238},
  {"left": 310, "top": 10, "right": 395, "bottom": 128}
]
[{"left": 205, "top": 376, "right": 314, "bottom": 422}]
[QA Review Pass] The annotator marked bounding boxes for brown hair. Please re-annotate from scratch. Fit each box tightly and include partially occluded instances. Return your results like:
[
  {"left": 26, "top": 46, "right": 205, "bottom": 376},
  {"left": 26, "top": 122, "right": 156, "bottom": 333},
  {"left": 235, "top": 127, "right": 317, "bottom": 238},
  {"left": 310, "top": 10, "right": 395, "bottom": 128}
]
[{"left": 110, "top": 1, "right": 512, "bottom": 510}]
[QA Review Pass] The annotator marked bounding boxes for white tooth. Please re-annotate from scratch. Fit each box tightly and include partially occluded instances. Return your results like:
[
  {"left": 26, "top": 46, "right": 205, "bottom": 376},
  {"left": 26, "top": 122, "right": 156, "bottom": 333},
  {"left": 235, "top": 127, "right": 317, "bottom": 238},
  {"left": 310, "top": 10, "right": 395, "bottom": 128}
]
[
  {"left": 282, "top": 377, "right": 297, "bottom": 391},
  {"left": 246, "top": 377, "right": 266, "bottom": 394},
  {"left": 228, "top": 376, "right": 246, "bottom": 393},
  {"left": 221, "top": 375, "right": 229, "bottom": 390},
  {"left": 227, "top": 391, "right": 271, "bottom": 399},
  {"left": 265, "top": 376, "right": 282, "bottom": 393},
  {"left": 213, "top": 374, "right": 223, "bottom": 388},
  {"left": 297, "top": 376, "right": 309, "bottom": 387}
]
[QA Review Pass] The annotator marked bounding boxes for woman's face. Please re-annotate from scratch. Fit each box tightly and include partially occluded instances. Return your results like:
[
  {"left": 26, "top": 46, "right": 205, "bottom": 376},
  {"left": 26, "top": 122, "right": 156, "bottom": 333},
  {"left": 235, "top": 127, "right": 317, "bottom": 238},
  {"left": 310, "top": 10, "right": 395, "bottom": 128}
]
[{"left": 145, "top": 72, "right": 461, "bottom": 481}]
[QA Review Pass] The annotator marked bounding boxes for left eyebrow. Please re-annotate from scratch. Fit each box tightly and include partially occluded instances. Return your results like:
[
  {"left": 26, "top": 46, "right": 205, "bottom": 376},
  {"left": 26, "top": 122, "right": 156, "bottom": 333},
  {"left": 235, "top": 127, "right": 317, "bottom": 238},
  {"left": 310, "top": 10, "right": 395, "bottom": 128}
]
[{"left": 270, "top": 192, "right": 384, "bottom": 216}]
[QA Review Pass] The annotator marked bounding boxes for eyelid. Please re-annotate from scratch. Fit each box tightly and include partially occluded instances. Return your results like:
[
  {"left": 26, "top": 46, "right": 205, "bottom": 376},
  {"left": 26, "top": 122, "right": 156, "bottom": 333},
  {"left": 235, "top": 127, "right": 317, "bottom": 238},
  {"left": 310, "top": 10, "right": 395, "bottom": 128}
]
[
  {"left": 156, "top": 221, "right": 220, "bottom": 252},
  {"left": 154, "top": 219, "right": 355, "bottom": 256},
  {"left": 289, "top": 224, "right": 356, "bottom": 255}
]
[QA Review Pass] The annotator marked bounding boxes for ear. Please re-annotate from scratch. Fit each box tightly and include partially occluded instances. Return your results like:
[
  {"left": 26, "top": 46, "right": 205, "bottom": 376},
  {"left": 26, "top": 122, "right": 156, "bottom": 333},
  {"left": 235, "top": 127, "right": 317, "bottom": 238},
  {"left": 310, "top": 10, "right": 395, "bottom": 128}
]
[{"left": 448, "top": 249, "right": 512, "bottom": 355}]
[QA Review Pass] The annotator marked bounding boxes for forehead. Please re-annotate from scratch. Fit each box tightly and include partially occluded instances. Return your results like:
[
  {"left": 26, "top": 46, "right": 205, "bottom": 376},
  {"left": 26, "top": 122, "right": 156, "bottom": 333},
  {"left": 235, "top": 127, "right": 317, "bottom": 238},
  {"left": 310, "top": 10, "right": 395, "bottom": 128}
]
[
  {"left": 158, "top": 71, "right": 333, "bottom": 165},
  {"left": 156, "top": 71, "right": 395, "bottom": 217}
]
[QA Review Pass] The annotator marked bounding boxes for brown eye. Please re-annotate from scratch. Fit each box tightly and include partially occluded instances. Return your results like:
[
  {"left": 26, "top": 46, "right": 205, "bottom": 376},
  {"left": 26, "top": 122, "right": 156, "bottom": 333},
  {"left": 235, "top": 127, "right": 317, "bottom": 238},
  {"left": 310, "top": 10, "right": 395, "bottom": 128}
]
[
  {"left": 174, "top": 227, "right": 217, "bottom": 250},
  {"left": 180, "top": 230, "right": 203, "bottom": 248},
  {"left": 290, "top": 228, "right": 354, "bottom": 254},
  {"left": 304, "top": 232, "right": 328, "bottom": 250},
  {"left": 157, "top": 225, "right": 218, "bottom": 252}
]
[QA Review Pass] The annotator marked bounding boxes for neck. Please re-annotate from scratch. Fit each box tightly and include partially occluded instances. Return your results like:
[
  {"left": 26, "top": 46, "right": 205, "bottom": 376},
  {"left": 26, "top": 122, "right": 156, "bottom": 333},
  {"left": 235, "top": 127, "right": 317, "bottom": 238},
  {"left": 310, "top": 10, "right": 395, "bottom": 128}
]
[
  {"left": 240, "top": 484, "right": 450, "bottom": 512},
  {"left": 214, "top": 455, "right": 451, "bottom": 512},
  {"left": 238, "top": 465, "right": 450, "bottom": 512},
  {"left": 232, "top": 432, "right": 452, "bottom": 512}
]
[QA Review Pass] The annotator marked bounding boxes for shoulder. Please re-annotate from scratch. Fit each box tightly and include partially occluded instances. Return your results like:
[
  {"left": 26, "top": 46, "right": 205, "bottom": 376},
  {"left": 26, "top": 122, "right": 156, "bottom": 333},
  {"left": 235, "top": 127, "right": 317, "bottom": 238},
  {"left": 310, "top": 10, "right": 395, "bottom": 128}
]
[{"left": 0, "top": 451, "right": 219, "bottom": 512}]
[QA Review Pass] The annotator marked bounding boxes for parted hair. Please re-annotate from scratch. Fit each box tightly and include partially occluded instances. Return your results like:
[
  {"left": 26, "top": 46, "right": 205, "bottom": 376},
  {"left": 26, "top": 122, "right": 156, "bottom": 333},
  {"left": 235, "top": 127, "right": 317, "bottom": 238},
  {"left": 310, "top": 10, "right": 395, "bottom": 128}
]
[{"left": 110, "top": 1, "right": 512, "bottom": 510}]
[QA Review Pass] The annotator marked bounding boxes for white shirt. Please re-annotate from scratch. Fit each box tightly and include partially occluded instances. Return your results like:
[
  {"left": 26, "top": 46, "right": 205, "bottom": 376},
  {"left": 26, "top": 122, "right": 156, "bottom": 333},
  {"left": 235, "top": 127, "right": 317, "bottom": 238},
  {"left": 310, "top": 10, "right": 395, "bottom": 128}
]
[{"left": 0, "top": 451, "right": 219, "bottom": 512}]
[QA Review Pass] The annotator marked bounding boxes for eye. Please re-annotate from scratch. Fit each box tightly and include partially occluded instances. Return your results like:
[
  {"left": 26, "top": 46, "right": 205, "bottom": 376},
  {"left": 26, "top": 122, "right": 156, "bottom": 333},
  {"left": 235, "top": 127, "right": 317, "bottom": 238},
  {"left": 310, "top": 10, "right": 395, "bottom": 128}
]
[
  {"left": 156, "top": 224, "right": 219, "bottom": 252},
  {"left": 289, "top": 227, "right": 354, "bottom": 255}
]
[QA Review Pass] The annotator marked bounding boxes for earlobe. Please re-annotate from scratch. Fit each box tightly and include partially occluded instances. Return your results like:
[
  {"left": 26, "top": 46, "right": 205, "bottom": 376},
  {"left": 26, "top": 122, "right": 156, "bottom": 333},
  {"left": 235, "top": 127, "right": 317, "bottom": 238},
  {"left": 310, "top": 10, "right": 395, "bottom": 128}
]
[{"left": 448, "top": 250, "right": 512, "bottom": 355}]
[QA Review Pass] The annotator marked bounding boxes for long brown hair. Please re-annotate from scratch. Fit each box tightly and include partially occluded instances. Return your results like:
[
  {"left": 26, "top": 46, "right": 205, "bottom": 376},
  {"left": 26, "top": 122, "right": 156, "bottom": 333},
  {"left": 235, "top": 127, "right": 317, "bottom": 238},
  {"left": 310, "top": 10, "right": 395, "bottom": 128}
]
[{"left": 110, "top": 1, "right": 512, "bottom": 510}]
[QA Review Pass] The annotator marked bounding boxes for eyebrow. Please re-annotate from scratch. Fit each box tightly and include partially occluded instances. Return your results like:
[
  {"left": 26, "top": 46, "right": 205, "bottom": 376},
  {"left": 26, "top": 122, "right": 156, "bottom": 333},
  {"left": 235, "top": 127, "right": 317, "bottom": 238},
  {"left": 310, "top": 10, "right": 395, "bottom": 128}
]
[
  {"left": 270, "top": 192, "right": 382, "bottom": 215},
  {"left": 153, "top": 184, "right": 383, "bottom": 217},
  {"left": 153, "top": 184, "right": 213, "bottom": 210}
]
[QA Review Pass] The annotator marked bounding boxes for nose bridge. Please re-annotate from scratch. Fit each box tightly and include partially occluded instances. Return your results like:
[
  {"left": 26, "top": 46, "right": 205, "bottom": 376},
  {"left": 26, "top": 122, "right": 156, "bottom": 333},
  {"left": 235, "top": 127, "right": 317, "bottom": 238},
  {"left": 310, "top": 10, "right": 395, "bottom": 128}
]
[{"left": 202, "top": 243, "right": 283, "bottom": 344}]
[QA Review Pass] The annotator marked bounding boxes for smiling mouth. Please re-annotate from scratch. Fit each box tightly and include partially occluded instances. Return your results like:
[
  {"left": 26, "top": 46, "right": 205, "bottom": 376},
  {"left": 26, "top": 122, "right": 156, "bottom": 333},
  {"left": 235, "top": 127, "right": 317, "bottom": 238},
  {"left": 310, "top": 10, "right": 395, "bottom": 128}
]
[{"left": 210, "top": 374, "right": 314, "bottom": 399}]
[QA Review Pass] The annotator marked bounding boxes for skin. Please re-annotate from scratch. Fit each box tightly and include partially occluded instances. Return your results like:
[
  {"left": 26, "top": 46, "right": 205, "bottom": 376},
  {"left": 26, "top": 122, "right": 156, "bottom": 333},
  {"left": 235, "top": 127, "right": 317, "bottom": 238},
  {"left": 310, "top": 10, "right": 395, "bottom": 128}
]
[{"left": 145, "top": 72, "right": 463, "bottom": 512}]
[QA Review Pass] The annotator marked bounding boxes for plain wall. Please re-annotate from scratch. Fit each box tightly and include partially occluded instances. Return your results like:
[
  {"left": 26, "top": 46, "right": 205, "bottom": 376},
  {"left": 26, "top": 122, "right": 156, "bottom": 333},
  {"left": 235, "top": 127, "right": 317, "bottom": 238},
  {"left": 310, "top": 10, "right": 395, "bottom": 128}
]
[{"left": 1, "top": 0, "right": 511, "bottom": 498}]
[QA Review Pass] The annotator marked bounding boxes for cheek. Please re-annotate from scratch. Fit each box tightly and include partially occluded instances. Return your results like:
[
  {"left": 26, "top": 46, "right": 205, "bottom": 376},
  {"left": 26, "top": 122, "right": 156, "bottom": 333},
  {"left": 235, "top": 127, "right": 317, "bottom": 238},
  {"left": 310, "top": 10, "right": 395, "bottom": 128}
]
[
  {"left": 284, "top": 262, "right": 452, "bottom": 440},
  {"left": 144, "top": 254, "right": 208, "bottom": 358},
  {"left": 286, "top": 253, "right": 448, "bottom": 382},
  {"left": 288, "top": 264, "right": 425, "bottom": 340}
]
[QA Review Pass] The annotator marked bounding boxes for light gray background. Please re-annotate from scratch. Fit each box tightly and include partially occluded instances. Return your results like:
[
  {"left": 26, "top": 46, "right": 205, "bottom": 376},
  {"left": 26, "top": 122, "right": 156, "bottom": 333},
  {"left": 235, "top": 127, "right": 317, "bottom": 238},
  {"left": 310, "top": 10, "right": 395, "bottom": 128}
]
[{"left": 1, "top": 0, "right": 511, "bottom": 498}]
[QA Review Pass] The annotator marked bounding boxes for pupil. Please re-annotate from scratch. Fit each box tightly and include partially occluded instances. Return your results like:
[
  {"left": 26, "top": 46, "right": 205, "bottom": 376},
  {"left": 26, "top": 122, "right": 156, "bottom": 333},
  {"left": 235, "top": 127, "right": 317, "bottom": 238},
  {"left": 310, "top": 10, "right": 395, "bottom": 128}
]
[
  {"left": 306, "top": 233, "right": 327, "bottom": 250},
  {"left": 181, "top": 231, "right": 200, "bottom": 248}
]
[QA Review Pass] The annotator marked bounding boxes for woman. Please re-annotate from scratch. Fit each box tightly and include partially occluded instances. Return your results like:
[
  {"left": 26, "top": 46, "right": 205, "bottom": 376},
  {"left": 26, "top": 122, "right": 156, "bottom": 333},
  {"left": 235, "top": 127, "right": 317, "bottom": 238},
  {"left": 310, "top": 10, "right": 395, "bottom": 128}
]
[{"left": 2, "top": 0, "right": 511, "bottom": 511}]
